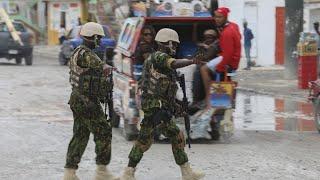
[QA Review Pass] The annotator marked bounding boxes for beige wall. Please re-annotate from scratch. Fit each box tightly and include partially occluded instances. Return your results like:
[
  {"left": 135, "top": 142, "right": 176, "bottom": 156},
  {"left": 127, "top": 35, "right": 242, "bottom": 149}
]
[{"left": 47, "top": 1, "right": 83, "bottom": 45}]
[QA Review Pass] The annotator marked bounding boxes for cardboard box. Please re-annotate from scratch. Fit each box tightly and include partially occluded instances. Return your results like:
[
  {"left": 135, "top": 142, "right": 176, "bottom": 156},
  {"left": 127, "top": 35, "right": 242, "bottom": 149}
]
[{"left": 297, "top": 42, "right": 318, "bottom": 56}]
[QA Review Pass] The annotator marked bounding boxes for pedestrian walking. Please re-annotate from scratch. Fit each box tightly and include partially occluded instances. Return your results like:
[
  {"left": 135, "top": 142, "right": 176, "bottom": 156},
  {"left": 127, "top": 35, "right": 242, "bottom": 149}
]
[
  {"left": 63, "top": 22, "right": 117, "bottom": 180},
  {"left": 243, "top": 21, "right": 254, "bottom": 70},
  {"left": 119, "top": 28, "right": 205, "bottom": 180},
  {"left": 134, "top": 25, "right": 156, "bottom": 65},
  {"left": 59, "top": 24, "right": 66, "bottom": 45}
]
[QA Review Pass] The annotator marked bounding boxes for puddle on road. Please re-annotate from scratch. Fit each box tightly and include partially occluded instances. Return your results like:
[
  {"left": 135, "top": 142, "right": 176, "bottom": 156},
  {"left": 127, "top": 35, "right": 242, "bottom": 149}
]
[{"left": 234, "top": 92, "right": 316, "bottom": 132}]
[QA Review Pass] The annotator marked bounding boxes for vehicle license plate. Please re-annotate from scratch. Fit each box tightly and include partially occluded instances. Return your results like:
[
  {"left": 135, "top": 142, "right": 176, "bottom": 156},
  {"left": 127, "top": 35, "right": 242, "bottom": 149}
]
[{"left": 8, "top": 50, "right": 18, "bottom": 54}]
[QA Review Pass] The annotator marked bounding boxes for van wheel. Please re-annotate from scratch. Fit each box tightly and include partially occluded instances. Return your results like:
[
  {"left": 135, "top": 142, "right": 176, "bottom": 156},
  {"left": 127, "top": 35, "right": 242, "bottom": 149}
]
[
  {"left": 124, "top": 122, "right": 139, "bottom": 141},
  {"left": 59, "top": 52, "right": 68, "bottom": 65},
  {"left": 15, "top": 57, "right": 22, "bottom": 65},
  {"left": 125, "top": 132, "right": 138, "bottom": 141},
  {"left": 25, "top": 54, "right": 33, "bottom": 66},
  {"left": 210, "top": 118, "right": 220, "bottom": 140},
  {"left": 111, "top": 111, "right": 120, "bottom": 128}
]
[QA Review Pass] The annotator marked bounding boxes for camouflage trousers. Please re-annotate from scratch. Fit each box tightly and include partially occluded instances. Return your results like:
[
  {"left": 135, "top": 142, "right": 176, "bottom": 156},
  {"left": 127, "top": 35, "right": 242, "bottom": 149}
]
[
  {"left": 65, "top": 91, "right": 112, "bottom": 169},
  {"left": 128, "top": 108, "right": 188, "bottom": 167}
]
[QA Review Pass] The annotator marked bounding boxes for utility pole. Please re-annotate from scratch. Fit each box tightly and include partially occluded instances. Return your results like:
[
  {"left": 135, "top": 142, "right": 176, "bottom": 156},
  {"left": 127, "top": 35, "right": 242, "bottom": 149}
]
[
  {"left": 146, "top": 0, "right": 151, "bottom": 17},
  {"left": 284, "top": 0, "right": 304, "bottom": 79}
]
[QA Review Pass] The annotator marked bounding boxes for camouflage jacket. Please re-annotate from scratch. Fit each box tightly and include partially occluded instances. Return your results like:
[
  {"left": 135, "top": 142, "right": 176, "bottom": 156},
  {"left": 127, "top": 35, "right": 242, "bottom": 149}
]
[
  {"left": 69, "top": 45, "right": 110, "bottom": 102},
  {"left": 139, "top": 51, "right": 179, "bottom": 112}
]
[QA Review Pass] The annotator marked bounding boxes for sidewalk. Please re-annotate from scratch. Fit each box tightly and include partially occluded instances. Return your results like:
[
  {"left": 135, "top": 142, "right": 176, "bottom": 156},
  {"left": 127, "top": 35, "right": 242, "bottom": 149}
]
[
  {"left": 33, "top": 45, "right": 60, "bottom": 59},
  {"left": 235, "top": 66, "right": 310, "bottom": 101},
  {"left": 32, "top": 45, "right": 311, "bottom": 101}
]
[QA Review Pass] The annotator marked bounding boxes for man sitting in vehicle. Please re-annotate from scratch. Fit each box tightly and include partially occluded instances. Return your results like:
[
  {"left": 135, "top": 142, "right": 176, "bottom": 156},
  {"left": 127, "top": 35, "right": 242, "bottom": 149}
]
[
  {"left": 191, "top": 29, "right": 220, "bottom": 104},
  {"left": 197, "top": 29, "right": 220, "bottom": 61},
  {"left": 200, "top": 7, "right": 241, "bottom": 109},
  {"left": 134, "top": 25, "right": 156, "bottom": 65}
]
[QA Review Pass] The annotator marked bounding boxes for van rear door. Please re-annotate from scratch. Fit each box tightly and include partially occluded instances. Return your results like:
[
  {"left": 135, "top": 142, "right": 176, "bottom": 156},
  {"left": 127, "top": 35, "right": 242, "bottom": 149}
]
[{"left": 116, "top": 17, "right": 144, "bottom": 57}]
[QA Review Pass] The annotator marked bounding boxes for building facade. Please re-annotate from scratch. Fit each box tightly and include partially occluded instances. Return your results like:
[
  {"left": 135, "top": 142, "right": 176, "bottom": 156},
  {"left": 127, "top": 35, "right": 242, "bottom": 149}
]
[
  {"left": 218, "top": 0, "right": 285, "bottom": 67},
  {"left": 304, "top": 0, "right": 320, "bottom": 32},
  {"left": 45, "top": 0, "right": 87, "bottom": 45}
]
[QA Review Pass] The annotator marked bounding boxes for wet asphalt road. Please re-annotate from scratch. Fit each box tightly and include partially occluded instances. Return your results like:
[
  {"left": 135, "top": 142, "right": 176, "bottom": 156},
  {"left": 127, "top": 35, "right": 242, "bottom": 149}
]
[{"left": 1, "top": 55, "right": 320, "bottom": 180}]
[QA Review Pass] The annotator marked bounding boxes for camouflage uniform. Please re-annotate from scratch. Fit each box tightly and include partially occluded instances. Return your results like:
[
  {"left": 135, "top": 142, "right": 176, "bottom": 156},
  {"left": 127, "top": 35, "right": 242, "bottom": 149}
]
[
  {"left": 128, "top": 51, "right": 188, "bottom": 167},
  {"left": 65, "top": 45, "right": 112, "bottom": 169}
]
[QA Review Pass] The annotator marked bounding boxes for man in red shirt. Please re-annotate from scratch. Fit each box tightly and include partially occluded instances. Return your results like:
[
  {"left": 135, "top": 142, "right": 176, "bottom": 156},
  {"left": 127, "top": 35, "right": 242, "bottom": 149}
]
[{"left": 200, "top": 7, "right": 241, "bottom": 109}]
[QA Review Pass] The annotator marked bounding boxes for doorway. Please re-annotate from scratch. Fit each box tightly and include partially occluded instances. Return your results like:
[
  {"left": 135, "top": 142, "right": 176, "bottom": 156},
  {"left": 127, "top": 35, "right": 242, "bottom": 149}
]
[
  {"left": 60, "top": 11, "right": 66, "bottom": 27},
  {"left": 244, "top": 2, "right": 258, "bottom": 59},
  {"left": 275, "top": 7, "right": 285, "bottom": 65}
]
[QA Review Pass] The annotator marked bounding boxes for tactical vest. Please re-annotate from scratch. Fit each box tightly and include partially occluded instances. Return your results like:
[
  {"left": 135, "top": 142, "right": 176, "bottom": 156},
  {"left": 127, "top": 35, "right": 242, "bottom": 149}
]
[
  {"left": 139, "top": 53, "right": 178, "bottom": 108},
  {"left": 69, "top": 46, "right": 108, "bottom": 99}
]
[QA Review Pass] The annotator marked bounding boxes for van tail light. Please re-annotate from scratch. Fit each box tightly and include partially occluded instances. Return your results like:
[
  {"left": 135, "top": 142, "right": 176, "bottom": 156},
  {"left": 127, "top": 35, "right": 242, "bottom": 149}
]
[
  {"left": 129, "top": 80, "right": 136, "bottom": 98},
  {"left": 129, "top": 80, "right": 136, "bottom": 88}
]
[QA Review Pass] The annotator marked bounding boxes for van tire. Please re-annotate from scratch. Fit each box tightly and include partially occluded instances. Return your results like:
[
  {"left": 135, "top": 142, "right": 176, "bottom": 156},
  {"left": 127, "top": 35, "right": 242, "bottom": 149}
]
[
  {"left": 25, "top": 54, "right": 33, "bottom": 66},
  {"left": 15, "top": 57, "right": 22, "bottom": 65},
  {"left": 59, "top": 52, "right": 68, "bottom": 65},
  {"left": 124, "top": 122, "right": 139, "bottom": 141},
  {"left": 125, "top": 132, "right": 137, "bottom": 141},
  {"left": 210, "top": 117, "right": 220, "bottom": 140},
  {"left": 111, "top": 111, "right": 120, "bottom": 128}
]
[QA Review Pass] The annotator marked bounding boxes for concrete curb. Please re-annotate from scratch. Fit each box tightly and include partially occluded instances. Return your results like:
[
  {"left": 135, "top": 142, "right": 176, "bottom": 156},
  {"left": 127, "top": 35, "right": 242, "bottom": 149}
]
[
  {"left": 237, "top": 86, "right": 309, "bottom": 102},
  {"left": 33, "top": 45, "right": 60, "bottom": 60},
  {"left": 33, "top": 51, "right": 59, "bottom": 60}
]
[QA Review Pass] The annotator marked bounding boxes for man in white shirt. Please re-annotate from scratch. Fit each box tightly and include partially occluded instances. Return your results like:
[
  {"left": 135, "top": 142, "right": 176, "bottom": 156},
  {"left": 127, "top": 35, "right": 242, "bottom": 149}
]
[{"left": 59, "top": 24, "right": 66, "bottom": 44}]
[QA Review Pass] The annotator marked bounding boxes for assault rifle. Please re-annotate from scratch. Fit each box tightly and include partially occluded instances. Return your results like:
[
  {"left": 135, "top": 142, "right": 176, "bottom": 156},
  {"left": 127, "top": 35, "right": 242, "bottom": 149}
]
[{"left": 177, "top": 73, "right": 191, "bottom": 149}]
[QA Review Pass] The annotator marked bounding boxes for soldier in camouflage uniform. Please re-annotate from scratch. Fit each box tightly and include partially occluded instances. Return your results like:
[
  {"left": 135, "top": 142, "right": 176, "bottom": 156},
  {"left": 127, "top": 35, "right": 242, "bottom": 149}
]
[
  {"left": 119, "top": 28, "right": 205, "bottom": 180},
  {"left": 63, "top": 22, "right": 117, "bottom": 180}
]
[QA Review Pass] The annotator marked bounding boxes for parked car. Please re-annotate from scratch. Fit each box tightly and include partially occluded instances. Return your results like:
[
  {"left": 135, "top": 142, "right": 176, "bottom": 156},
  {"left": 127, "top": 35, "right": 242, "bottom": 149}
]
[
  {"left": 59, "top": 25, "right": 116, "bottom": 65},
  {"left": 0, "top": 21, "right": 34, "bottom": 65}
]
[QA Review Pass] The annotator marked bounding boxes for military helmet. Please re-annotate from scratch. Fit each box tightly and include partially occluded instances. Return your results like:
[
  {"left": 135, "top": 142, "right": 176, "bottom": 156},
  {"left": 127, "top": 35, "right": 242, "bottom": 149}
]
[
  {"left": 80, "top": 22, "right": 105, "bottom": 37},
  {"left": 155, "top": 28, "right": 180, "bottom": 43}
]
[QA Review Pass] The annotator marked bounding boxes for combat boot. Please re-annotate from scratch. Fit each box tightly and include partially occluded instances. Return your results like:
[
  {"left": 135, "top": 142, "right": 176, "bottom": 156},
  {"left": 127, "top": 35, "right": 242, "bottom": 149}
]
[
  {"left": 119, "top": 167, "right": 136, "bottom": 180},
  {"left": 94, "top": 165, "right": 119, "bottom": 180},
  {"left": 180, "top": 162, "right": 205, "bottom": 180},
  {"left": 63, "top": 168, "right": 80, "bottom": 180}
]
